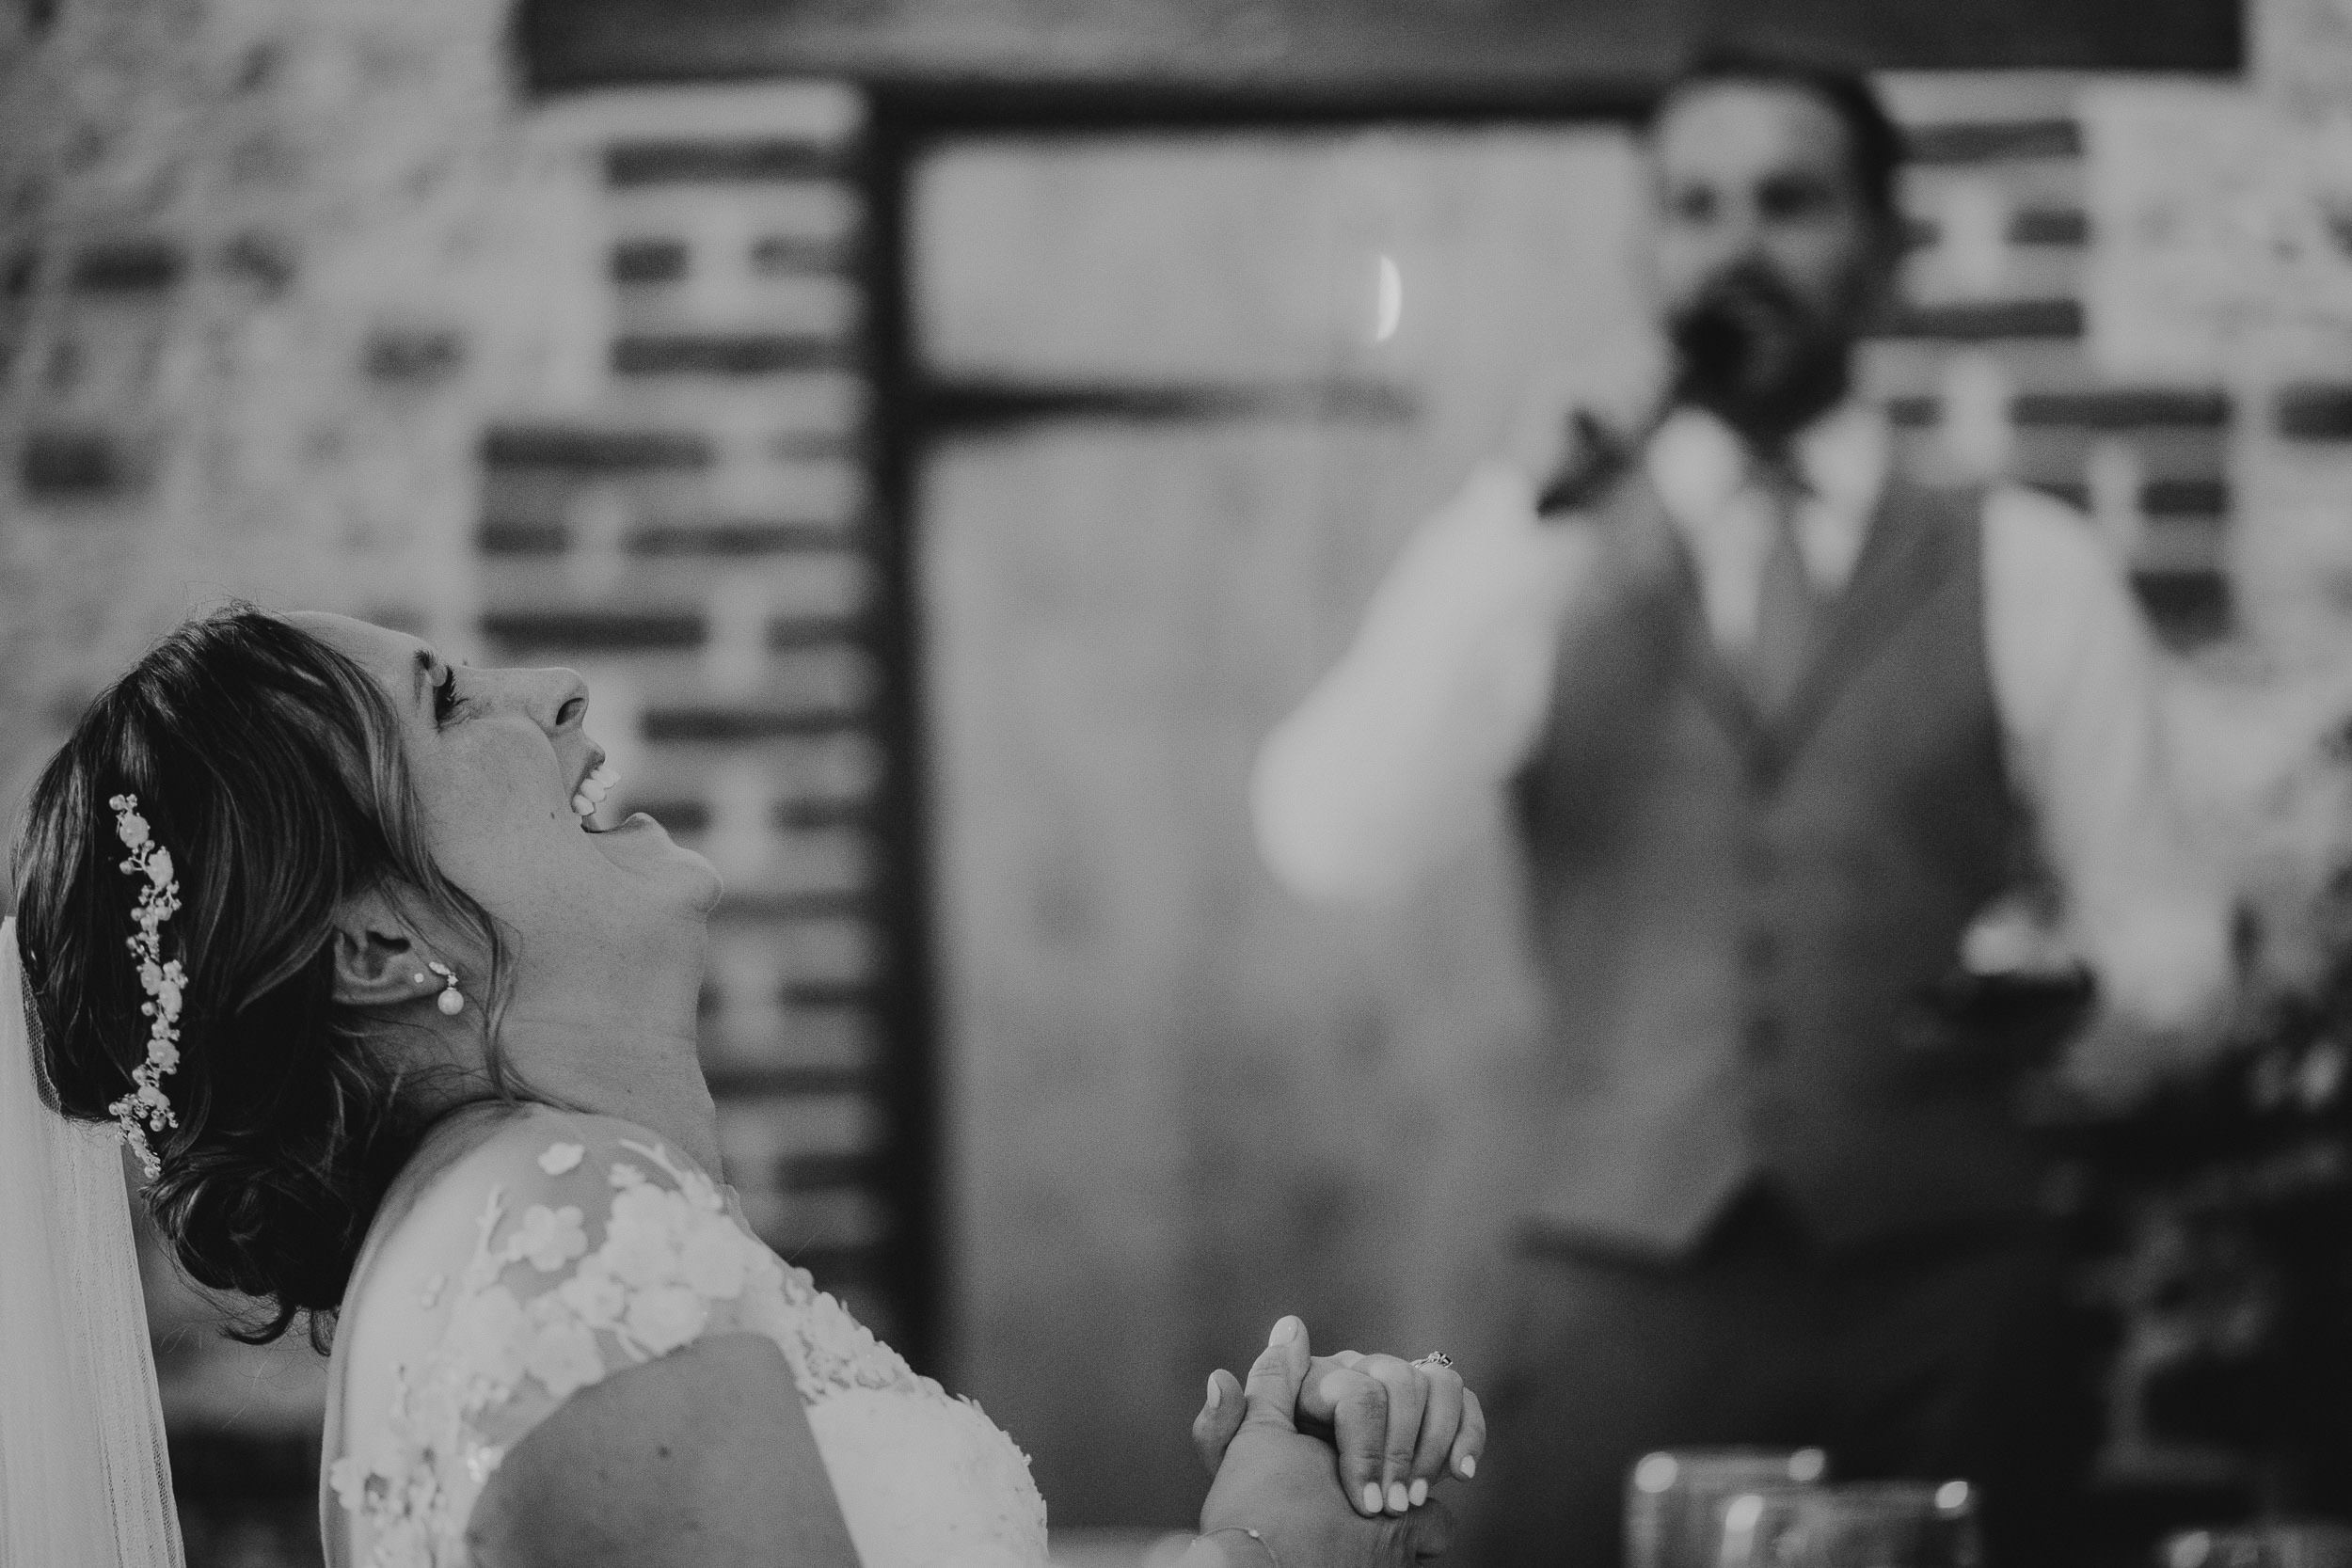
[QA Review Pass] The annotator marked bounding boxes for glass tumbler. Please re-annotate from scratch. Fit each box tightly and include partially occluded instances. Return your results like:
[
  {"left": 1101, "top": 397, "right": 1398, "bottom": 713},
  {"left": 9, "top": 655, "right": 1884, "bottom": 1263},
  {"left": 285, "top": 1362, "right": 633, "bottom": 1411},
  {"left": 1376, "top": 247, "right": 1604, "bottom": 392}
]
[
  {"left": 2161, "top": 1523, "right": 2352, "bottom": 1568},
  {"left": 1712, "top": 1480, "right": 1981, "bottom": 1568},
  {"left": 1624, "top": 1448, "right": 1829, "bottom": 1568}
]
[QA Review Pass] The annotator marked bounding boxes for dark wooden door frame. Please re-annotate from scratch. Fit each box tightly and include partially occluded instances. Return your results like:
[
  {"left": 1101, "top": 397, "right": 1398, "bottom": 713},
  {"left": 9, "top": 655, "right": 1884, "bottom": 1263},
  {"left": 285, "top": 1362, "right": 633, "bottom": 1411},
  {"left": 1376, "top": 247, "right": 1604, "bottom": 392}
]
[
  {"left": 521, "top": 0, "right": 2244, "bottom": 97},
  {"left": 855, "top": 78, "right": 1657, "bottom": 1371}
]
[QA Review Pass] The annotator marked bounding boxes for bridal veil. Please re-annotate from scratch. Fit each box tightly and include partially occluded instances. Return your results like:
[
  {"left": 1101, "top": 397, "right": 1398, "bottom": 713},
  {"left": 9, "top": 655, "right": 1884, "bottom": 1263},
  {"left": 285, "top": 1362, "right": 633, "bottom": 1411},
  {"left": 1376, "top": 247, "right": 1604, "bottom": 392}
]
[{"left": 0, "top": 916, "right": 183, "bottom": 1566}]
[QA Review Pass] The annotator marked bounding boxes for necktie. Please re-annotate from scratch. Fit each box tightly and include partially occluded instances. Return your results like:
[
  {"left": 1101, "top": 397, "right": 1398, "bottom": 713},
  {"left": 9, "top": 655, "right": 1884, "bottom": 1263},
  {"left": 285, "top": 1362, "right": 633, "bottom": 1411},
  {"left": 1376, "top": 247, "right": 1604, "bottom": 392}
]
[{"left": 1745, "top": 459, "right": 1818, "bottom": 714}]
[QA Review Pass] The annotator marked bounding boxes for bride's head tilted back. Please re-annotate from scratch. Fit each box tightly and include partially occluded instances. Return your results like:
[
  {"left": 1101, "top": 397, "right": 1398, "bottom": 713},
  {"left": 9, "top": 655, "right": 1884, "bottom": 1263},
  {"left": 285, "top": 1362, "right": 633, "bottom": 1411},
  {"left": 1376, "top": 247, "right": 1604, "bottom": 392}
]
[{"left": 12, "top": 605, "right": 722, "bottom": 1342}]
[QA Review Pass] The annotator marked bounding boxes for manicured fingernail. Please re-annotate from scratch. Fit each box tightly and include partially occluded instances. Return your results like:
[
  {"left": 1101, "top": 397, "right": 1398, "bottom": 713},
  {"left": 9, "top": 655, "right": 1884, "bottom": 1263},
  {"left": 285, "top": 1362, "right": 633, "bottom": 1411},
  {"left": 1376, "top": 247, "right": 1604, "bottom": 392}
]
[
  {"left": 1269, "top": 1316, "right": 1301, "bottom": 1346},
  {"left": 1205, "top": 1374, "right": 1221, "bottom": 1410},
  {"left": 572, "top": 793, "right": 594, "bottom": 816},
  {"left": 1388, "top": 1482, "right": 1409, "bottom": 1514},
  {"left": 1457, "top": 1454, "right": 1477, "bottom": 1479},
  {"left": 1410, "top": 1480, "right": 1429, "bottom": 1507},
  {"left": 1362, "top": 1483, "right": 1384, "bottom": 1515}
]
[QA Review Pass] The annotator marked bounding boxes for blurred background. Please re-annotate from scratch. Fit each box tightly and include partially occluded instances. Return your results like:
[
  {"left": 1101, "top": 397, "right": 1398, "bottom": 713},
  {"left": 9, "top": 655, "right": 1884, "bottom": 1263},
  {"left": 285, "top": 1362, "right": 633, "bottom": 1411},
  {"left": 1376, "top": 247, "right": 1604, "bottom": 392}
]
[{"left": 14, "top": 0, "right": 2352, "bottom": 1563}]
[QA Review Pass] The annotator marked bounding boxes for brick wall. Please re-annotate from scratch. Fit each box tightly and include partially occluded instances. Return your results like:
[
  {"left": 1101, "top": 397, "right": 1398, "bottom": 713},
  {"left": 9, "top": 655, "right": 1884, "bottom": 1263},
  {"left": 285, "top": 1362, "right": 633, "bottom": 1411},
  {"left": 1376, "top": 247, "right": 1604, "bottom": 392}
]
[
  {"left": 1871, "top": 73, "right": 2233, "bottom": 650},
  {"left": 2, "top": 3, "right": 605, "bottom": 1560},
  {"left": 3, "top": 3, "right": 914, "bottom": 1345},
  {"left": 2, "top": 4, "right": 906, "bottom": 1560},
  {"left": 482, "top": 81, "right": 917, "bottom": 1350},
  {"left": 0, "top": 0, "right": 608, "bottom": 738},
  {"left": 1877, "top": 75, "right": 2352, "bottom": 1534}
]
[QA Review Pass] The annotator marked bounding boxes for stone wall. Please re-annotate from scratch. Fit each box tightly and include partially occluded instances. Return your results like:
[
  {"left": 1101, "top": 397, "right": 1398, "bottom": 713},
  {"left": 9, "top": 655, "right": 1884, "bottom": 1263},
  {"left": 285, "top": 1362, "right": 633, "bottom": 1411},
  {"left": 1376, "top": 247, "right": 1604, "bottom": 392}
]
[{"left": 0, "top": 0, "right": 608, "bottom": 776}]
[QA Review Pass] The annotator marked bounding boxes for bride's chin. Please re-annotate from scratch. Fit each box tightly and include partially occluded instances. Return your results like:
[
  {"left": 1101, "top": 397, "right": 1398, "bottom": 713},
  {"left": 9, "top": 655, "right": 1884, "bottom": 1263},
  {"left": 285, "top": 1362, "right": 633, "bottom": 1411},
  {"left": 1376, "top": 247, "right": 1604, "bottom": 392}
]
[
  {"left": 586, "top": 818, "right": 725, "bottom": 914},
  {"left": 644, "top": 843, "right": 725, "bottom": 917}
]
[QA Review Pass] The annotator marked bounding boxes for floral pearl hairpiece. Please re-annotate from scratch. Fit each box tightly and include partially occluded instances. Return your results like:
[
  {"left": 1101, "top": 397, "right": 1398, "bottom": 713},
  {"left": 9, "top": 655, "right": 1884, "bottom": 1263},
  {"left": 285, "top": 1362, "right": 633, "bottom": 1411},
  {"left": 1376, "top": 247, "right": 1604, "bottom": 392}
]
[{"left": 106, "top": 793, "right": 183, "bottom": 1180}]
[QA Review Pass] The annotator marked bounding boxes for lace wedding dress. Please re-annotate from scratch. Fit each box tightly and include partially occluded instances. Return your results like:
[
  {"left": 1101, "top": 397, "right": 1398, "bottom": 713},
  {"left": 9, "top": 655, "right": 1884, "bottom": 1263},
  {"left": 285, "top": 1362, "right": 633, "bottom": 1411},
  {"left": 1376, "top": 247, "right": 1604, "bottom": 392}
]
[{"left": 325, "top": 1107, "right": 1048, "bottom": 1568}]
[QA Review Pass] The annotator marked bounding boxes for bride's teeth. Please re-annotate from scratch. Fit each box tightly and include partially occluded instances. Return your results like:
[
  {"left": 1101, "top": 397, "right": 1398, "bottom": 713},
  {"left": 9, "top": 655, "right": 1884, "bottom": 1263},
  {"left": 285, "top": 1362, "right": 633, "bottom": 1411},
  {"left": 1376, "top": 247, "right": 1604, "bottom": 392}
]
[{"left": 572, "top": 764, "right": 620, "bottom": 823}]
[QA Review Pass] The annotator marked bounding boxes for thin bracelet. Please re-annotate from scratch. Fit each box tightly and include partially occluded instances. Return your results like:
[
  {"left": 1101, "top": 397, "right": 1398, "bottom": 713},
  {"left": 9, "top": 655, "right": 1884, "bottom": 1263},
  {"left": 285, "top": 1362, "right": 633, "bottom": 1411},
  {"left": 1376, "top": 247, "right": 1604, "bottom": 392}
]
[{"left": 1203, "top": 1527, "right": 1281, "bottom": 1568}]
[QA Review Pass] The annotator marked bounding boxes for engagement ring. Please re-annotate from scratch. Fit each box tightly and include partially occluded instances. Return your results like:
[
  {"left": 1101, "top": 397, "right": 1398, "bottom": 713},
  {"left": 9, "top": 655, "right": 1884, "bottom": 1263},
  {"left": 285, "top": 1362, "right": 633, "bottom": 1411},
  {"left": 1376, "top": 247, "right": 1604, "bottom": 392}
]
[{"left": 1411, "top": 1353, "right": 1454, "bottom": 1370}]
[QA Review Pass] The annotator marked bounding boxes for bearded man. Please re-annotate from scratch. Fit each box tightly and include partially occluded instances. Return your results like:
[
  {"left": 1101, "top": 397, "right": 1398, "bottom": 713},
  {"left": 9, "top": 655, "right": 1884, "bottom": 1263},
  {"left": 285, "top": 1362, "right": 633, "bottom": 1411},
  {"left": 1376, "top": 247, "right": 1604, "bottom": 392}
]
[{"left": 1252, "top": 52, "right": 2231, "bottom": 1568}]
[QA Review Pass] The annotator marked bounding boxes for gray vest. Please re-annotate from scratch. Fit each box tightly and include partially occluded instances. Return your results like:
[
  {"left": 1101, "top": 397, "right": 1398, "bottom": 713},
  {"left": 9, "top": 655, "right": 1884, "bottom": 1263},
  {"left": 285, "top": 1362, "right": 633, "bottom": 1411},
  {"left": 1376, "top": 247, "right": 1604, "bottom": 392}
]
[{"left": 1511, "top": 470, "right": 2034, "bottom": 1255}]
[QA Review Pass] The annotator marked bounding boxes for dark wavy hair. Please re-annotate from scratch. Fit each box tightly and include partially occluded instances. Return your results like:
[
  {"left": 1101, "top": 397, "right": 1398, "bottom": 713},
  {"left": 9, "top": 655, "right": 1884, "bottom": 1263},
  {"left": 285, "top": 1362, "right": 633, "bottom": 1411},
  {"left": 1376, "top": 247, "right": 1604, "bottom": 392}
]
[
  {"left": 13, "top": 605, "right": 508, "bottom": 1345},
  {"left": 1646, "top": 46, "right": 1907, "bottom": 226}
]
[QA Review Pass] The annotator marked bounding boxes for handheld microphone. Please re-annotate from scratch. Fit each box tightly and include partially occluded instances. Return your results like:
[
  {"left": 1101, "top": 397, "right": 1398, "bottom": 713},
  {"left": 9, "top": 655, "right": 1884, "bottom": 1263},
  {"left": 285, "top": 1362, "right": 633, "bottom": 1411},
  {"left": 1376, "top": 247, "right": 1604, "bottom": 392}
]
[
  {"left": 1532, "top": 296, "right": 1765, "bottom": 517},
  {"left": 1534, "top": 398, "right": 1673, "bottom": 517}
]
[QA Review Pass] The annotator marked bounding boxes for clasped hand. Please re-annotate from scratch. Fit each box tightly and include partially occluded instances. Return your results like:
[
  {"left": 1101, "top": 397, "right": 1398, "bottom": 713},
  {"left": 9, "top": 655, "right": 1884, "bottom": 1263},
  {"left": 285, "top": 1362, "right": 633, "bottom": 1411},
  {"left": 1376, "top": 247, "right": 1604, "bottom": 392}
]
[{"left": 1190, "top": 1317, "right": 1486, "bottom": 1568}]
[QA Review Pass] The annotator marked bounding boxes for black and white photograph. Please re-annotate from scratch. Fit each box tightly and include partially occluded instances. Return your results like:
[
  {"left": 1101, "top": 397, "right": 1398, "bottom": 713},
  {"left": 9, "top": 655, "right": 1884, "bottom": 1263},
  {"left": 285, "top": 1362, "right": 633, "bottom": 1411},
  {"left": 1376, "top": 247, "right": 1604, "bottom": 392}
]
[{"left": 5, "top": 3, "right": 2351, "bottom": 1566}]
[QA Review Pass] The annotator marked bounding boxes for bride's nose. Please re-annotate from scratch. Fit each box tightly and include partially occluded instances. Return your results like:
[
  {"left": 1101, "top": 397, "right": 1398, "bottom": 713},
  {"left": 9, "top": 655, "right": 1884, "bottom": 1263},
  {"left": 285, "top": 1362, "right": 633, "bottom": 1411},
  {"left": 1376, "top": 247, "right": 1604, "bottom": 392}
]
[{"left": 516, "top": 667, "right": 591, "bottom": 736}]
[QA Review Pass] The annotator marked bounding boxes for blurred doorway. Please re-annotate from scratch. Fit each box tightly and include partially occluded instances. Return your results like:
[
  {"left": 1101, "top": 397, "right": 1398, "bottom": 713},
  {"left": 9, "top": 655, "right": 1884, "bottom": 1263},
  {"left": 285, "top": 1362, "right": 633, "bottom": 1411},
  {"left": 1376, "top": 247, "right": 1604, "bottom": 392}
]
[{"left": 906, "top": 124, "right": 1648, "bottom": 1527}]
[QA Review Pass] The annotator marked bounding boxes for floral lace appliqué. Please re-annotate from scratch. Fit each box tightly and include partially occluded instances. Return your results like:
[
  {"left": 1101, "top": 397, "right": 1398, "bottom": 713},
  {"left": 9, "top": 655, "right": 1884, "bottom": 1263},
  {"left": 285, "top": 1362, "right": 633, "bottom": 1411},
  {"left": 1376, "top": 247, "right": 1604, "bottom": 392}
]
[
  {"left": 332, "top": 1133, "right": 1046, "bottom": 1568},
  {"left": 333, "top": 1140, "right": 763, "bottom": 1566}
]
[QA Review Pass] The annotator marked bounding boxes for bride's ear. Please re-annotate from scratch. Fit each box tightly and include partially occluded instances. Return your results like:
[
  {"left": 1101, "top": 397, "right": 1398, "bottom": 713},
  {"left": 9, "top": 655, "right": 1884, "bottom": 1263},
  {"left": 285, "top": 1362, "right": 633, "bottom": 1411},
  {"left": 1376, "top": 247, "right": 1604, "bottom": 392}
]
[{"left": 327, "top": 888, "right": 432, "bottom": 1010}]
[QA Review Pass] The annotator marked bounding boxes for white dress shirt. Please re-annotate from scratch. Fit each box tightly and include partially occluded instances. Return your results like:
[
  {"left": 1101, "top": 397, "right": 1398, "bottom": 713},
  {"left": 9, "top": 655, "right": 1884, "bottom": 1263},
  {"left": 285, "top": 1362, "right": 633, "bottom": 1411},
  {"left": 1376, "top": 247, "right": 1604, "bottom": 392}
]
[{"left": 1252, "top": 402, "right": 2232, "bottom": 1034}]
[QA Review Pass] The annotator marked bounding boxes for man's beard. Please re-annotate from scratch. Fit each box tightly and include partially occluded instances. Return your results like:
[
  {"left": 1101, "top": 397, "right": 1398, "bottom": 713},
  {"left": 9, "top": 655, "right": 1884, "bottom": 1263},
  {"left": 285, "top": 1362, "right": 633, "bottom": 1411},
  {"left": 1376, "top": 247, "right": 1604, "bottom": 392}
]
[{"left": 1667, "top": 266, "right": 1854, "bottom": 449}]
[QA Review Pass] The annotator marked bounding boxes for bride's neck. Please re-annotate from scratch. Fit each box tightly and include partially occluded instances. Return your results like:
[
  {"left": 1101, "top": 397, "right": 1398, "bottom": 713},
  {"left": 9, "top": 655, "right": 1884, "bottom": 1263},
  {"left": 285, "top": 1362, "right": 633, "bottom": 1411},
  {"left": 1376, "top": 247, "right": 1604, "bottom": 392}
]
[
  {"left": 495, "top": 1008, "right": 722, "bottom": 1174},
  {"left": 464, "top": 930, "right": 721, "bottom": 1173}
]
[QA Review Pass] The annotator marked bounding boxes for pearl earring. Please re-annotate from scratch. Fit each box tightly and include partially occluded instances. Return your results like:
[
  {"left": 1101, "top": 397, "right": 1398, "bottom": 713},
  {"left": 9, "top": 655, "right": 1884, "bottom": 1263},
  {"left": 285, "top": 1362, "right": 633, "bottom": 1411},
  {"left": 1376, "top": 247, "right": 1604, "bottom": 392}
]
[{"left": 424, "top": 959, "right": 464, "bottom": 1016}]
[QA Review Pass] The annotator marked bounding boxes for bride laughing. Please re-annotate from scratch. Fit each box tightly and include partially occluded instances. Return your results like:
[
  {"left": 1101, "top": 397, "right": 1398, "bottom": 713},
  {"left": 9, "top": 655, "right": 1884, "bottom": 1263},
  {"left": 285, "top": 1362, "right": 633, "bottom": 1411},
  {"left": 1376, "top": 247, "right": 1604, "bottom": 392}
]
[{"left": 0, "top": 605, "right": 1481, "bottom": 1568}]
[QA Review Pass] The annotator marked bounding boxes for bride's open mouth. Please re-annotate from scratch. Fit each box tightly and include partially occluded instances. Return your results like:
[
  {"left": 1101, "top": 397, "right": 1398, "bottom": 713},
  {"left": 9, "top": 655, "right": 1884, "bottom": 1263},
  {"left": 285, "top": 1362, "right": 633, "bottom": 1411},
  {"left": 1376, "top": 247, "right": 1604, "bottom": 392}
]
[
  {"left": 569, "top": 758, "right": 679, "bottom": 843},
  {"left": 571, "top": 756, "right": 626, "bottom": 832}
]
